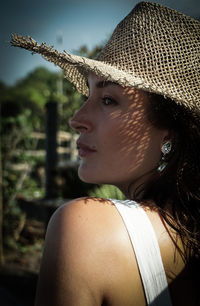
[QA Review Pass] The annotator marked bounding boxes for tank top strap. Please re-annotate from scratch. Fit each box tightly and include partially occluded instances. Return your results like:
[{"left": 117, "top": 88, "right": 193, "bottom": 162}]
[{"left": 110, "top": 199, "right": 172, "bottom": 306}]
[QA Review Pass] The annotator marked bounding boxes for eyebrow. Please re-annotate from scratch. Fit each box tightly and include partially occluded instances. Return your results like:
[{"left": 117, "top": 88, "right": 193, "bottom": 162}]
[{"left": 86, "top": 79, "right": 120, "bottom": 89}]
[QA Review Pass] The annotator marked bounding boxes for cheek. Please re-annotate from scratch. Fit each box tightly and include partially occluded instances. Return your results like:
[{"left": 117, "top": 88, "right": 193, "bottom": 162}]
[
  {"left": 111, "top": 115, "right": 161, "bottom": 173},
  {"left": 117, "top": 115, "right": 150, "bottom": 158}
]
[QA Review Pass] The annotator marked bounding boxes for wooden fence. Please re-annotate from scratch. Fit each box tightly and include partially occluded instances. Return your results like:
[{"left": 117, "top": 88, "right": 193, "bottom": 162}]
[{"left": 10, "top": 131, "right": 79, "bottom": 172}]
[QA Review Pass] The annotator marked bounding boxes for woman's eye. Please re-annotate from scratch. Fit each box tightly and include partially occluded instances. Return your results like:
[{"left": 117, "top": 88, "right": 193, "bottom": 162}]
[{"left": 102, "top": 96, "right": 117, "bottom": 106}]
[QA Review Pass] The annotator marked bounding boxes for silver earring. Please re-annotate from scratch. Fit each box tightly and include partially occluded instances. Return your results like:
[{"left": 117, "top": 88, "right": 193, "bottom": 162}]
[{"left": 157, "top": 141, "right": 172, "bottom": 172}]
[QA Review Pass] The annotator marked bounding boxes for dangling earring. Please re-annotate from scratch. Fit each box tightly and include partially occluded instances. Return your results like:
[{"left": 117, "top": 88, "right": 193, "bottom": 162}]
[{"left": 157, "top": 141, "right": 172, "bottom": 172}]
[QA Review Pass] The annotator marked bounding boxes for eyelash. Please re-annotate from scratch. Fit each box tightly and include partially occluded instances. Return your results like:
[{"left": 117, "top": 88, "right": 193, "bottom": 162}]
[{"left": 102, "top": 96, "right": 117, "bottom": 106}]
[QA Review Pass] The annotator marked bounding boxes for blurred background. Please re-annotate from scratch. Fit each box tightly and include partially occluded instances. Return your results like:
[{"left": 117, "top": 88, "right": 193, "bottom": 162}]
[{"left": 1, "top": 0, "right": 200, "bottom": 305}]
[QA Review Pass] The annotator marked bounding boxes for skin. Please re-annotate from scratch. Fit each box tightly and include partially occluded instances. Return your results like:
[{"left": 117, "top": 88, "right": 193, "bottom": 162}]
[
  {"left": 35, "top": 74, "right": 198, "bottom": 306},
  {"left": 70, "top": 74, "right": 170, "bottom": 196}
]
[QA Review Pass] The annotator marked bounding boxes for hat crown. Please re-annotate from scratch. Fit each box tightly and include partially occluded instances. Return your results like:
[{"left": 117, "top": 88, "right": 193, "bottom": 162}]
[
  {"left": 98, "top": 2, "right": 200, "bottom": 69},
  {"left": 98, "top": 2, "right": 200, "bottom": 110}
]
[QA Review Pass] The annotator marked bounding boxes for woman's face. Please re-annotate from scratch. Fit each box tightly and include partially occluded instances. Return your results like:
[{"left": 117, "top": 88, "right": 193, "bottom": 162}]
[{"left": 70, "top": 74, "right": 169, "bottom": 194}]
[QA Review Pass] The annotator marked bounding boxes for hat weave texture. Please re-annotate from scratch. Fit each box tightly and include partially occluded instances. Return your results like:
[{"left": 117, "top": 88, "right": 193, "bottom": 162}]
[{"left": 11, "top": 2, "right": 200, "bottom": 112}]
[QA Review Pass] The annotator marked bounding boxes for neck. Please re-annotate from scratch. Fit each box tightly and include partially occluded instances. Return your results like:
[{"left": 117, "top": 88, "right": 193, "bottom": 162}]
[{"left": 116, "top": 169, "right": 157, "bottom": 200}]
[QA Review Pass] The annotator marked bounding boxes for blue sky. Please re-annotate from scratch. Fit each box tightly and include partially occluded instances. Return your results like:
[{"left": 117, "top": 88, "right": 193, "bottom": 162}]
[{"left": 1, "top": 0, "right": 200, "bottom": 85}]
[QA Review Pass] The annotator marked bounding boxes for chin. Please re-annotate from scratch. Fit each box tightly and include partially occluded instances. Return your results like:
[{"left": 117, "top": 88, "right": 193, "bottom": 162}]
[
  {"left": 78, "top": 167, "right": 109, "bottom": 185},
  {"left": 78, "top": 167, "right": 98, "bottom": 184}
]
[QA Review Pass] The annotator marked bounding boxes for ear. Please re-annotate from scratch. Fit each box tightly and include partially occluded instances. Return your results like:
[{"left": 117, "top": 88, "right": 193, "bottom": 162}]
[
  {"left": 161, "top": 130, "right": 173, "bottom": 145},
  {"left": 160, "top": 129, "right": 173, "bottom": 146}
]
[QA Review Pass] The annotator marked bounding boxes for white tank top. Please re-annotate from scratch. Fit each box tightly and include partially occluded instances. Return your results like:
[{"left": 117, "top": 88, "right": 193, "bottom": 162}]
[{"left": 111, "top": 199, "right": 172, "bottom": 306}]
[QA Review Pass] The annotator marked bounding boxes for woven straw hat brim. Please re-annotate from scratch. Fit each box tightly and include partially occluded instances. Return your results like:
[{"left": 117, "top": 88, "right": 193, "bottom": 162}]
[
  {"left": 10, "top": 2, "right": 200, "bottom": 112},
  {"left": 10, "top": 34, "right": 145, "bottom": 97}
]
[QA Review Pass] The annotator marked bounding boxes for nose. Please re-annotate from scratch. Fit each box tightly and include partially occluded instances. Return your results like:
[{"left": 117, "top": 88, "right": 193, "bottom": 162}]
[{"left": 69, "top": 99, "right": 92, "bottom": 133}]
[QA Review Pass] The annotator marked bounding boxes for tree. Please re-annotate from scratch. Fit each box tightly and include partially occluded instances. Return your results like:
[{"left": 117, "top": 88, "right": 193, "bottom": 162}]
[{"left": 0, "top": 42, "right": 104, "bottom": 254}]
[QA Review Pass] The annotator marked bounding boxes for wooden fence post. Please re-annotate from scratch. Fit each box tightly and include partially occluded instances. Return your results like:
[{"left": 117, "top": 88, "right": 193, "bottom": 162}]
[{"left": 45, "top": 101, "right": 58, "bottom": 199}]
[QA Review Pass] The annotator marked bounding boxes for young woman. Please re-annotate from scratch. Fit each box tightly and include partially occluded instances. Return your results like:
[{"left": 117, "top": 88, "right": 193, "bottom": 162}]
[{"left": 11, "top": 2, "right": 200, "bottom": 305}]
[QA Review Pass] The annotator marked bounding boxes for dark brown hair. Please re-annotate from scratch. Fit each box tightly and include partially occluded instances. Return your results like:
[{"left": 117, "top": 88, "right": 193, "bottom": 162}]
[{"left": 135, "top": 93, "right": 200, "bottom": 260}]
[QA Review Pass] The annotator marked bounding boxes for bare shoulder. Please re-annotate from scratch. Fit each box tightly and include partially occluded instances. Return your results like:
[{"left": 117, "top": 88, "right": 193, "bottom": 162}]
[
  {"left": 35, "top": 197, "right": 124, "bottom": 306},
  {"left": 46, "top": 196, "right": 119, "bottom": 263},
  {"left": 51, "top": 196, "right": 115, "bottom": 222},
  {"left": 48, "top": 197, "right": 117, "bottom": 242},
  {"left": 46, "top": 196, "right": 128, "bottom": 267}
]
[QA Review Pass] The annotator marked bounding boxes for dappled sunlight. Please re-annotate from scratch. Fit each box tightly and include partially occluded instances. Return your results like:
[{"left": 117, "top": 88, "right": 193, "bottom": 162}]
[
  {"left": 107, "top": 87, "right": 157, "bottom": 190},
  {"left": 81, "top": 196, "right": 115, "bottom": 206},
  {"left": 70, "top": 73, "right": 164, "bottom": 197}
]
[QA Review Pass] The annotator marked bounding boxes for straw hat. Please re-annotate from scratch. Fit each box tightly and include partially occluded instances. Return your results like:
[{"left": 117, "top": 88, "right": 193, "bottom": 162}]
[{"left": 11, "top": 2, "right": 200, "bottom": 112}]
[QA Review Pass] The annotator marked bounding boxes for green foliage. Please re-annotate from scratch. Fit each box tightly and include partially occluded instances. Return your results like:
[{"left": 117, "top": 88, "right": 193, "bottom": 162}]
[
  {"left": 89, "top": 184, "right": 125, "bottom": 200},
  {"left": 0, "top": 50, "right": 88, "bottom": 208},
  {"left": 1, "top": 103, "right": 45, "bottom": 249},
  {"left": 1, "top": 42, "right": 105, "bottom": 251},
  {"left": 1, "top": 106, "right": 45, "bottom": 202},
  {"left": 3, "top": 199, "right": 26, "bottom": 250},
  {"left": 14, "top": 67, "right": 59, "bottom": 107},
  {"left": 2, "top": 110, "right": 32, "bottom": 157}
]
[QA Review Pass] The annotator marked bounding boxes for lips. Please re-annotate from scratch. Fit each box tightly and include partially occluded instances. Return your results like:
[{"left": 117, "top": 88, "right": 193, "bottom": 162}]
[{"left": 77, "top": 140, "right": 97, "bottom": 157}]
